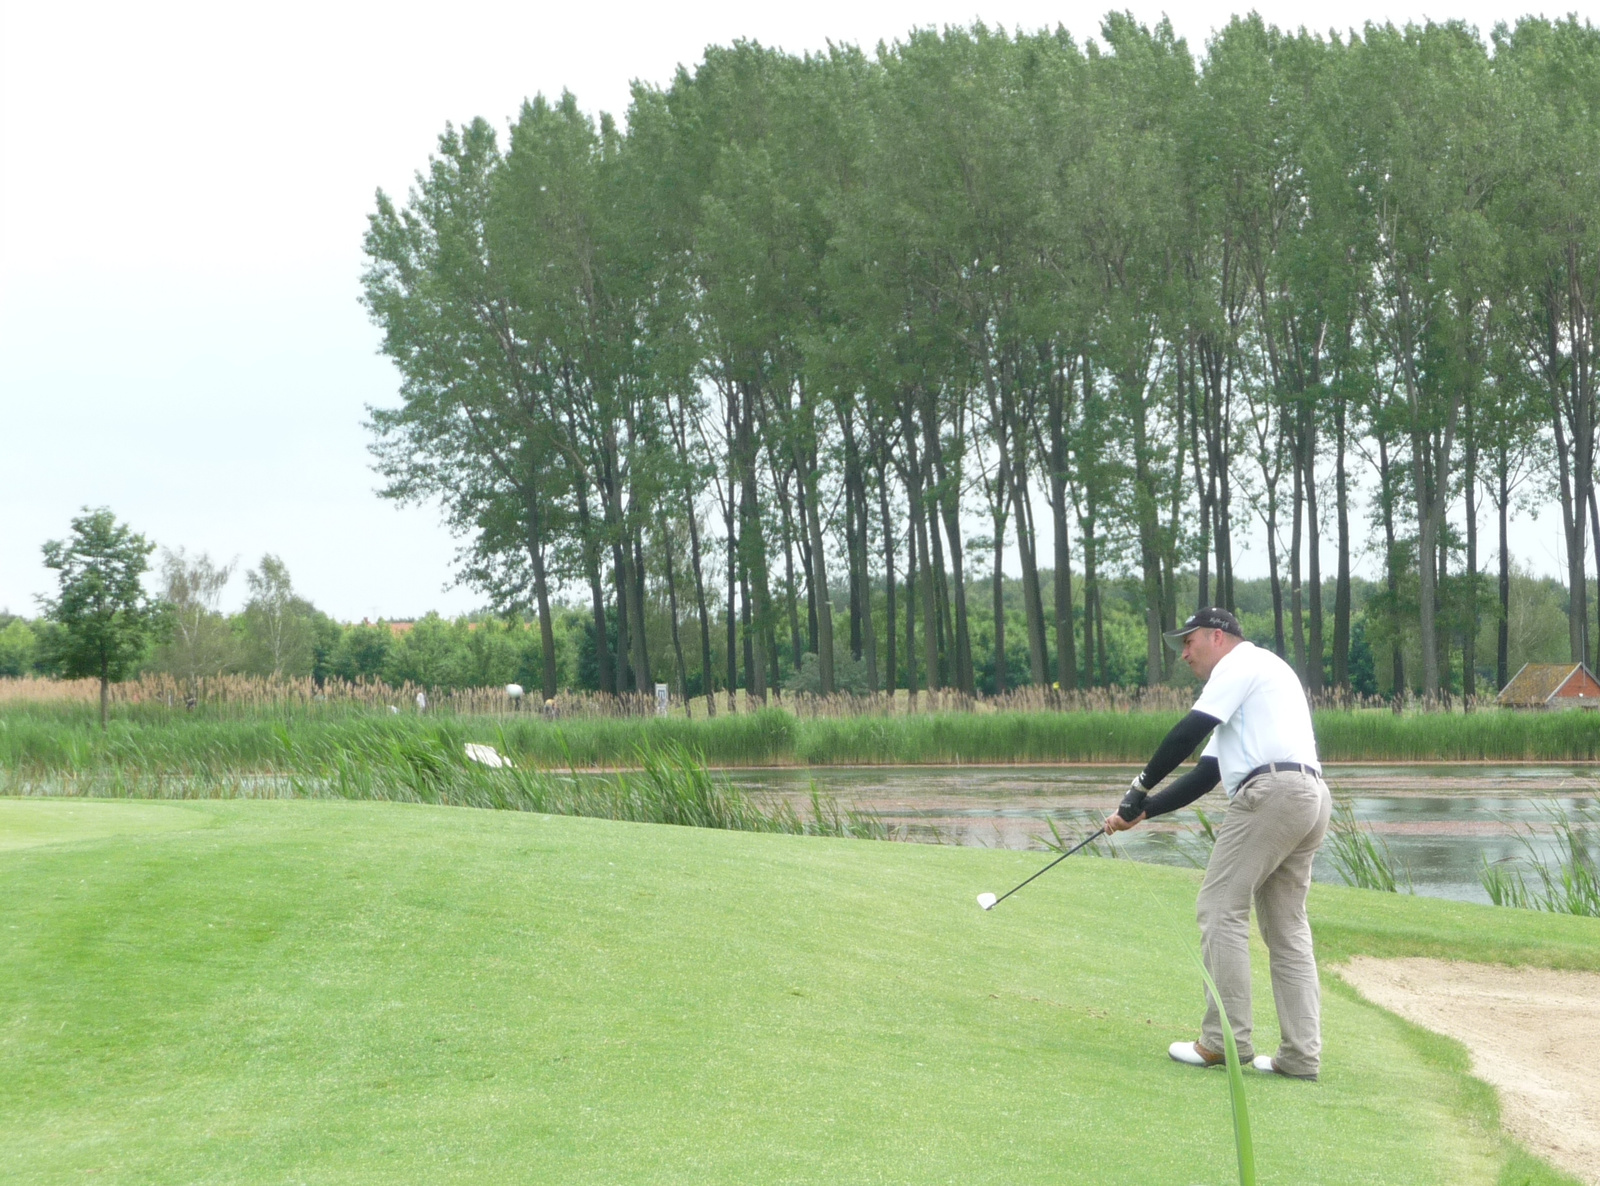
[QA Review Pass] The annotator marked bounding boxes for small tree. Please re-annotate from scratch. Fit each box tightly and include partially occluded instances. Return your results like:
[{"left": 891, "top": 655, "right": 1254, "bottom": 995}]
[
  {"left": 240, "top": 553, "right": 318, "bottom": 675},
  {"left": 39, "top": 508, "right": 162, "bottom": 729},
  {"left": 0, "top": 618, "right": 38, "bottom": 677},
  {"left": 154, "top": 548, "right": 237, "bottom": 698}
]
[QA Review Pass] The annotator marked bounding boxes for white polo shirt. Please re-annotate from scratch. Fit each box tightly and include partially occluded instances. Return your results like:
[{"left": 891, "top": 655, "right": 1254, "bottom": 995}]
[{"left": 1192, "top": 641, "right": 1321, "bottom": 797}]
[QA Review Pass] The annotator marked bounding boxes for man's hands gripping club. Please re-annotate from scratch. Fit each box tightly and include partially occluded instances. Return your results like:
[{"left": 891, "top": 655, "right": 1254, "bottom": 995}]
[{"left": 1106, "top": 777, "right": 1148, "bottom": 834}]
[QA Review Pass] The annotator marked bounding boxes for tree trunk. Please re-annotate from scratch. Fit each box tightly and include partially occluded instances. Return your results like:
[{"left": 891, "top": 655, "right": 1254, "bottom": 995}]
[
  {"left": 99, "top": 665, "right": 109, "bottom": 732},
  {"left": 659, "top": 514, "right": 690, "bottom": 714},
  {"left": 774, "top": 466, "right": 804, "bottom": 670},
  {"left": 602, "top": 422, "right": 651, "bottom": 697},
  {"left": 792, "top": 469, "right": 818, "bottom": 655},
  {"left": 1497, "top": 458, "right": 1511, "bottom": 692},
  {"left": 901, "top": 419, "right": 939, "bottom": 694},
  {"left": 683, "top": 493, "right": 715, "bottom": 717},
  {"left": 801, "top": 450, "right": 836, "bottom": 695},
  {"left": 1401, "top": 327, "right": 1463, "bottom": 697},
  {"left": 1332, "top": 399, "right": 1351, "bottom": 692},
  {"left": 633, "top": 533, "right": 651, "bottom": 690},
  {"left": 1437, "top": 527, "right": 1450, "bottom": 699},
  {"left": 1379, "top": 437, "right": 1405, "bottom": 697},
  {"left": 935, "top": 476, "right": 974, "bottom": 694},
  {"left": 1463, "top": 436, "right": 1479, "bottom": 705},
  {"left": 575, "top": 481, "right": 615, "bottom": 696},
  {"left": 1305, "top": 414, "right": 1323, "bottom": 694},
  {"left": 1188, "top": 344, "right": 1212, "bottom": 612},
  {"left": 1008, "top": 455, "right": 1048, "bottom": 687},
  {"left": 848, "top": 482, "right": 864, "bottom": 661},
  {"left": 1081, "top": 487, "right": 1100, "bottom": 687},
  {"left": 1548, "top": 298, "right": 1594, "bottom": 666},
  {"left": 916, "top": 490, "right": 939, "bottom": 694},
  {"left": 1129, "top": 392, "right": 1165, "bottom": 686},
  {"left": 736, "top": 384, "right": 769, "bottom": 704},
  {"left": 610, "top": 542, "right": 632, "bottom": 694},
  {"left": 740, "top": 570, "right": 755, "bottom": 704},
  {"left": 526, "top": 511, "right": 558, "bottom": 701},
  {"left": 725, "top": 497, "right": 739, "bottom": 714},
  {"left": 767, "top": 609, "right": 780, "bottom": 701},
  {"left": 1267, "top": 495, "right": 1285, "bottom": 658},
  {"left": 877, "top": 455, "right": 898, "bottom": 702},
  {"left": 925, "top": 404, "right": 974, "bottom": 694},
  {"left": 1094, "top": 579, "right": 1107, "bottom": 687},
  {"left": 1587, "top": 485, "right": 1600, "bottom": 676},
  {"left": 905, "top": 486, "right": 918, "bottom": 708},
  {"left": 1048, "top": 368, "right": 1077, "bottom": 691},
  {"left": 992, "top": 512, "right": 1007, "bottom": 696},
  {"left": 928, "top": 502, "right": 951, "bottom": 688},
  {"left": 838, "top": 403, "right": 877, "bottom": 690},
  {"left": 1197, "top": 336, "right": 1237, "bottom": 615},
  {"left": 855, "top": 467, "right": 879, "bottom": 692},
  {"left": 1290, "top": 449, "right": 1307, "bottom": 680},
  {"left": 1552, "top": 411, "right": 1587, "bottom": 664}
]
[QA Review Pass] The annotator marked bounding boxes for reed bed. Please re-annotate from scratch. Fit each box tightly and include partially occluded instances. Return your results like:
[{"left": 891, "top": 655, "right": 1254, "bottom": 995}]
[
  {"left": 790, "top": 711, "right": 1185, "bottom": 764},
  {"left": 4, "top": 734, "right": 886, "bottom": 841},
  {"left": 0, "top": 707, "right": 1182, "bottom": 771},
  {"left": 9, "top": 674, "right": 1600, "bottom": 770},
  {"left": 0, "top": 675, "right": 1409, "bottom": 719},
  {"left": 0, "top": 674, "right": 665, "bottom": 718},
  {"left": 1314, "top": 708, "right": 1600, "bottom": 761}
]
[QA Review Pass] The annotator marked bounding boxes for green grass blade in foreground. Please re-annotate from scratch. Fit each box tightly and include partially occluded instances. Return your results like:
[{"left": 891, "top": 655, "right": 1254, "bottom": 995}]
[
  {"left": 1148, "top": 886, "right": 1255, "bottom": 1186},
  {"left": 1190, "top": 952, "right": 1255, "bottom": 1186}
]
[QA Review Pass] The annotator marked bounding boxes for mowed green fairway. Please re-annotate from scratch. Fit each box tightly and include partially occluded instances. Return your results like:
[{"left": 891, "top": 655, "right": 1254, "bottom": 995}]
[{"left": 0, "top": 800, "right": 1589, "bottom": 1185}]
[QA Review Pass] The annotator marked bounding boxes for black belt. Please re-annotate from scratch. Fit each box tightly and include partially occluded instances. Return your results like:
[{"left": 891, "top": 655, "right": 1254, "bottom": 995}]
[{"left": 1242, "top": 761, "right": 1321, "bottom": 786}]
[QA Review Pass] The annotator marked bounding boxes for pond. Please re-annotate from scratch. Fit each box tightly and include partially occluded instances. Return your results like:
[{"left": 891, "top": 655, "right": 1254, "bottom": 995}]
[{"left": 727, "top": 765, "right": 1600, "bottom": 906}]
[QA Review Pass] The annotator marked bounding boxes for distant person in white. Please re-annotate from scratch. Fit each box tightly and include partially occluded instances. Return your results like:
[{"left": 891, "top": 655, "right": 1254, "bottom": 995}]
[{"left": 1106, "top": 607, "right": 1331, "bottom": 1080}]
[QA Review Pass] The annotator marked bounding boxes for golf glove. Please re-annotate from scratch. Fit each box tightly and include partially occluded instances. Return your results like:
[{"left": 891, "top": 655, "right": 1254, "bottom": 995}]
[{"left": 1117, "top": 783, "right": 1148, "bottom": 822}]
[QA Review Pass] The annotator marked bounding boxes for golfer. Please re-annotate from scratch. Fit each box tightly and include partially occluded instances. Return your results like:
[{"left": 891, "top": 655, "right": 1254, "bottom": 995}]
[{"left": 1105, "top": 607, "right": 1331, "bottom": 1080}]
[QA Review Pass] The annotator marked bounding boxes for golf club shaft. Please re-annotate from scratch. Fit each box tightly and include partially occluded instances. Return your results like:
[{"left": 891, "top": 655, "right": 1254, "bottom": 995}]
[{"left": 989, "top": 827, "right": 1104, "bottom": 907}]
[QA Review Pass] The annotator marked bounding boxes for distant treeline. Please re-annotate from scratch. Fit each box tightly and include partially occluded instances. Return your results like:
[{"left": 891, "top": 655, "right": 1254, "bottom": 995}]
[
  {"left": 0, "top": 564, "right": 1582, "bottom": 699},
  {"left": 363, "top": 15, "right": 1600, "bottom": 713}
]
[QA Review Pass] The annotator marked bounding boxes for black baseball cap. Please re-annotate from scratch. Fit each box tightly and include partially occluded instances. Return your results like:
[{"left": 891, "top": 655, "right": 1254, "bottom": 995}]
[{"left": 1163, "top": 607, "right": 1243, "bottom": 651}]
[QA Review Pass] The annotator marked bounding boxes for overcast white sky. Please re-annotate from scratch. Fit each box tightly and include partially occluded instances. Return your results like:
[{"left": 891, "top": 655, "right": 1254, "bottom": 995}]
[{"left": 0, "top": 0, "right": 1585, "bottom": 621}]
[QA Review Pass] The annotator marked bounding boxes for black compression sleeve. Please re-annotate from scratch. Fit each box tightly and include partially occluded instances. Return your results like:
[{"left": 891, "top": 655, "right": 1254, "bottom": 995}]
[
  {"left": 1142, "top": 756, "right": 1221, "bottom": 818},
  {"left": 1139, "top": 709, "right": 1221, "bottom": 789}
]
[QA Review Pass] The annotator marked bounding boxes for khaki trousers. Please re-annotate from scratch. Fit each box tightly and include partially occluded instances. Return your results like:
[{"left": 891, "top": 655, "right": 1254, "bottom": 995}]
[{"left": 1196, "top": 769, "right": 1332, "bottom": 1077}]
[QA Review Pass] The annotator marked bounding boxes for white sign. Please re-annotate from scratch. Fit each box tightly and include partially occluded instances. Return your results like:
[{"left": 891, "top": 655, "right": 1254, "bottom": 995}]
[{"left": 655, "top": 682, "right": 669, "bottom": 716}]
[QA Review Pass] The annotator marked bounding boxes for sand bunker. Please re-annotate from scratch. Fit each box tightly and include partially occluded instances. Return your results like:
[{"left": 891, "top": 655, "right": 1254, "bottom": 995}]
[{"left": 1339, "top": 957, "right": 1600, "bottom": 1185}]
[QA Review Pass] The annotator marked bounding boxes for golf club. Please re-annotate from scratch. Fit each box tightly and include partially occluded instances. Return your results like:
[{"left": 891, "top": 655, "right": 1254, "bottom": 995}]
[{"left": 976, "top": 784, "right": 1147, "bottom": 910}]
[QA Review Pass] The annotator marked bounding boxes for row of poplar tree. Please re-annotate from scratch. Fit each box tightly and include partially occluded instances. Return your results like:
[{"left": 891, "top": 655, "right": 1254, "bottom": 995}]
[{"left": 363, "top": 14, "right": 1600, "bottom": 705}]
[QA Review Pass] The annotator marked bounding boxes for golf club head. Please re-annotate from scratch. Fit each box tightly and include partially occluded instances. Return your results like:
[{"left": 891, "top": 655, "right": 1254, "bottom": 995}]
[{"left": 976, "top": 892, "right": 998, "bottom": 911}]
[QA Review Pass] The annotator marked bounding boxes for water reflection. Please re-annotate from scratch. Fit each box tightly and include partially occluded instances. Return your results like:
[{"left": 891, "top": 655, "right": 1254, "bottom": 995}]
[{"left": 727, "top": 765, "right": 1600, "bottom": 905}]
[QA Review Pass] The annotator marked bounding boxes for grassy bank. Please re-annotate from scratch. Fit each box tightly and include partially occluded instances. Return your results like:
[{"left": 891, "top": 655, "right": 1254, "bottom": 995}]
[
  {"left": 9, "top": 702, "right": 1600, "bottom": 782},
  {"left": 0, "top": 797, "right": 1588, "bottom": 1184}
]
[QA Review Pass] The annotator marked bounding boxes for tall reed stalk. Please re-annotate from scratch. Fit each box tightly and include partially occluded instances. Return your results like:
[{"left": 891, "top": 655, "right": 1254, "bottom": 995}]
[
  {"left": 1478, "top": 801, "right": 1600, "bottom": 916},
  {"left": 1326, "top": 801, "right": 1410, "bottom": 893}
]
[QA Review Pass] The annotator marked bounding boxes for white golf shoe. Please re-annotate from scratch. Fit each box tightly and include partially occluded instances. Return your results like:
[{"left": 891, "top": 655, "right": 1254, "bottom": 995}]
[
  {"left": 1252, "top": 1054, "right": 1318, "bottom": 1080},
  {"left": 1168, "top": 1040, "right": 1226, "bottom": 1068}
]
